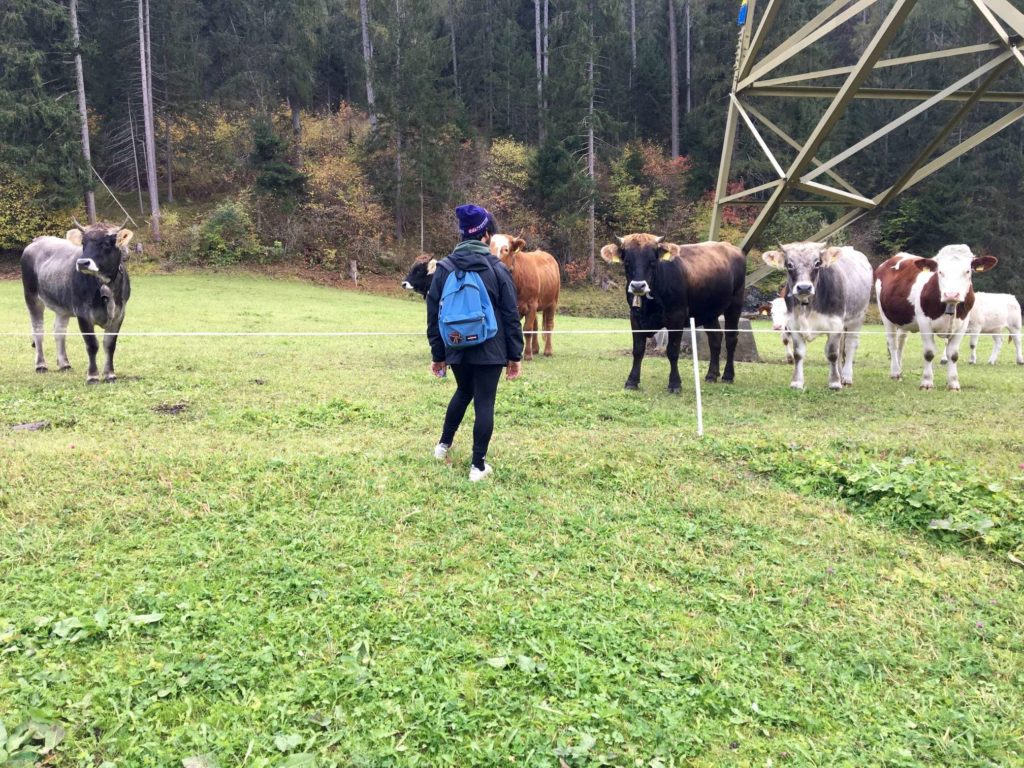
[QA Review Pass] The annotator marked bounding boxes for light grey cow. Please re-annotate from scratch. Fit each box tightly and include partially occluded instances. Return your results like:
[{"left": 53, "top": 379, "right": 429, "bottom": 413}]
[
  {"left": 21, "top": 221, "right": 133, "bottom": 383},
  {"left": 761, "top": 242, "right": 872, "bottom": 390}
]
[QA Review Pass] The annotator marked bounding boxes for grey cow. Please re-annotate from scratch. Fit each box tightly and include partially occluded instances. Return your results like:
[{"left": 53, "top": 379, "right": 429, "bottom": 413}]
[
  {"left": 21, "top": 221, "right": 133, "bottom": 383},
  {"left": 761, "top": 242, "right": 872, "bottom": 390}
]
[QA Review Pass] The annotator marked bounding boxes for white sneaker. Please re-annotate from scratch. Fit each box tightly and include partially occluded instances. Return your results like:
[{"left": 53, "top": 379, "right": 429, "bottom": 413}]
[
  {"left": 469, "top": 463, "right": 493, "bottom": 482},
  {"left": 433, "top": 443, "right": 450, "bottom": 460}
]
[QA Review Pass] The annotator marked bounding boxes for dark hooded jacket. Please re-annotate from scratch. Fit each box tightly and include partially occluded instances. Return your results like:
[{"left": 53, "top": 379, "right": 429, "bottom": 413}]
[{"left": 427, "top": 239, "right": 525, "bottom": 365}]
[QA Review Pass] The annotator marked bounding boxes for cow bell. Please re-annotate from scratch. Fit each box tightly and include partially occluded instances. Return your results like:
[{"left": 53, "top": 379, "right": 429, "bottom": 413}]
[
  {"left": 944, "top": 302, "right": 957, "bottom": 316},
  {"left": 632, "top": 294, "right": 643, "bottom": 309}
]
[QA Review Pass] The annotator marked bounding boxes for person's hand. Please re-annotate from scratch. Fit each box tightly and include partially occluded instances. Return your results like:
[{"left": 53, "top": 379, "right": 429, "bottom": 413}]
[
  {"left": 431, "top": 361, "right": 447, "bottom": 378},
  {"left": 506, "top": 361, "right": 522, "bottom": 380}
]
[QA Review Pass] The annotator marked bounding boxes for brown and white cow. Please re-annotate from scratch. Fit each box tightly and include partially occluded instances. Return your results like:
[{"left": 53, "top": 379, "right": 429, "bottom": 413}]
[
  {"left": 489, "top": 234, "right": 560, "bottom": 360},
  {"left": 874, "top": 245, "right": 998, "bottom": 391}
]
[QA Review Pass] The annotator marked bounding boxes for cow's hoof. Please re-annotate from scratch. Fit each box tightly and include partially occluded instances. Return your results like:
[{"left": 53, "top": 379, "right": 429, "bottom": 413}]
[
  {"left": 947, "top": 383, "right": 961, "bottom": 392},
  {"left": 104, "top": 375, "right": 117, "bottom": 383},
  {"left": 35, "top": 365, "right": 48, "bottom": 373},
  {"left": 543, "top": 351, "right": 552, "bottom": 357},
  {"left": 790, "top": 382, "right": 804, "bottom": 390},
  {"left": 86, "top": 377, "right": 100, "bottom": 385},
  {"left": 890, "top": 374, "right": 902, "bottom": 381},
  {"left": 668, "top": 384, "right": 681, "bottom": 395},
  {"left": 624, "top": 381, "right": 639, "bottom": 391},
  {"left": 704, "top": 375, "right": 719, "bottom": 384},
  {"left": 59, "top": 365, "right": 72, "bottom": 372},
  {"left": 842, "top": 380, "right": 853, "bottom": 388},
  {"left": 829, "top": 382, "right": 843, "bottom": 391},
  {"left": 919, "top": 383, "right": 934, "bottom": 391}
]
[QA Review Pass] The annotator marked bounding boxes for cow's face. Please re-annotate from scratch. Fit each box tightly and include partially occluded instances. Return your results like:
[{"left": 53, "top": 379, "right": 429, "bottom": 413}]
[
  {"left": 932, "top": 244, "right": 998, "bottom": 306},
  {"left": 601, "top": 234, "right": 679, "bottom": 304},
  {"left": 761, "top": 242, "right": 841, "bottom": 306},
  {"left": 402, "top": 255, "right": 437, "bottom": 298},
  {"left": 75, "top": 224, "right": 132, "bottom": 283},
  {"left": 490, "top": 234, "right": 527, "bottom": 269}
]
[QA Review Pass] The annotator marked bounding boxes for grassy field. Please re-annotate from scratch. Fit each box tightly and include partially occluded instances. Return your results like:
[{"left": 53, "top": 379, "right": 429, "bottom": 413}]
[{"left": 1, "top": 273, "right": 1022, "bottom": 767}]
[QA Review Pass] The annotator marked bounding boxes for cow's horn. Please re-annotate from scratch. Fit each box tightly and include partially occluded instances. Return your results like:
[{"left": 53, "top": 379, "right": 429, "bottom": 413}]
[
  {"left": 615, "top": 235, "right": 625, "bottom": 246},
  {"left": 777, "top": 241, "right": 786, "bottom": 253},
  {"left": 71, "top": 217, "right": 87, "bottom": 233},
  {"left": 654, "top": 235, "right": 665, "bottom": 244}
]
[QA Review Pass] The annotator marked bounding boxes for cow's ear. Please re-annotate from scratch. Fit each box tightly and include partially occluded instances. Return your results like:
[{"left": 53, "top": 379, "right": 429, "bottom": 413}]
[
  {"left": 512, "top": 237, "right": 526, "bottom": 252},
  {"left": 761, "top": 250, "right": 784, "bottom": 268},
  {"left": 821, "top": 247, "right": 844, "bottom": 266},
  {"left": 917, "top": 258, "right": 939, "bottom": 273},
  {"left": 427, "top": 258, "right": 438, "bottom": 275},
  {"left": 660, "top": 243, "right": 681, "bottom": 261},
  {"left": 600, "top": 244, "right": 621, "bottom": 264},
  {"left": 116, "top": 229, "right": 134, "bottom": 249},
  {"left": 66, "top": 229, "right": 83, "bottom": 246},
  {"left": 972, "top": 255, "right": 998, "bottom": 273}
]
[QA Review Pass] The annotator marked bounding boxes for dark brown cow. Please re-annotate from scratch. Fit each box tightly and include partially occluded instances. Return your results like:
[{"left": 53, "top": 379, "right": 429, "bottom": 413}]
[
  {"left": 489, "top": 234, "right": 560, "bottom": 360},
  {"left": 874, "top": 245, "right": 998, "bottom": 391},
  {"left": 600, "top": 234, "right": 745, "bottom": 392}
]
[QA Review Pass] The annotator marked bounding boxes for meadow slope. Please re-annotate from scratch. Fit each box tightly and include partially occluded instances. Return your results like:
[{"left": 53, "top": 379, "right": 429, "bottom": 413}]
[{"left": 1, "top": 273, "right": 1022, "bottom": 767}]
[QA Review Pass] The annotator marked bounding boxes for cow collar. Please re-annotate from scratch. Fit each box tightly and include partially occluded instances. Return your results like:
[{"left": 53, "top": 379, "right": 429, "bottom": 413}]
[{"left": 93, "top": 262, "right": 126, "bottom": 287}]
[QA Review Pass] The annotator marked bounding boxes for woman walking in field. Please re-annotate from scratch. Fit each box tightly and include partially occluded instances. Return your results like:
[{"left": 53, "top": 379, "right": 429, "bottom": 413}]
[{"left": 427, "top": 204, "right": 524, "bottom": 482}]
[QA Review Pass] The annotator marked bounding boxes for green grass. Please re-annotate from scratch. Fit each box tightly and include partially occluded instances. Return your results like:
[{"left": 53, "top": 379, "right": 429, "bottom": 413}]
[{"left": 1, "top": 273, "right": 1023, "bottom": 767}]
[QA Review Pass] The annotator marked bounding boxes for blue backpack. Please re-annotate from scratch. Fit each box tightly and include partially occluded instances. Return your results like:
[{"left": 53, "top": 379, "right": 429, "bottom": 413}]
[{"left": 438, "top": 259, "right": 498, "bottom": 349}]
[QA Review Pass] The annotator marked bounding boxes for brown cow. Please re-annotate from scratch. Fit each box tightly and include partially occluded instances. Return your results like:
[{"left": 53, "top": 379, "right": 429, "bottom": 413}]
[
  {"left": 489, "top": 234, "right": 560, "bottom": 360},
  {"left": 874, "top": 245, "right": 998, "bottom": 390}
]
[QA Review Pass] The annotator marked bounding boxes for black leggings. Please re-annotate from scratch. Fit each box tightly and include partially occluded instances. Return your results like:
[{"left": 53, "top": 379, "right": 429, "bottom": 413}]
[{"left": 440, "top": 364, "right": 503, "bottom": 470}]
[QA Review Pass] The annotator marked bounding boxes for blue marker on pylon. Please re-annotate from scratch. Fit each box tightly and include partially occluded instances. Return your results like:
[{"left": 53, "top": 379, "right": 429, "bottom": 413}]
[{"left": 738, "top": 0, "right": 748, "bottom": 25}]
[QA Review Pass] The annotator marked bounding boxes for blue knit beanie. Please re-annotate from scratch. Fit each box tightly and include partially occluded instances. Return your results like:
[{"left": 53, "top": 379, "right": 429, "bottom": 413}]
[{"left": 455, "top": 204, "right": 496, "bottom": 239}]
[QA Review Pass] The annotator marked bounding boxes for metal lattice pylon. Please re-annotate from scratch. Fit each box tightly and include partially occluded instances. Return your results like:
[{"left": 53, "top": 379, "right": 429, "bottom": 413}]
[{"left": 709, "top": 0, "right": 1024, "bottom": 284}]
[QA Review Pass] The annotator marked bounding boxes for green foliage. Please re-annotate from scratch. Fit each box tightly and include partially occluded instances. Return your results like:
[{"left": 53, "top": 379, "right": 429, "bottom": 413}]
[
  {"left": 878, "top": 172, "right": 982, "bottom": 255},
  {"left": 605, "top": 143, "right": 668, "bottom": 234},
  {"left": 0, "top": 174, "right": 68, "bottom": 252},
  {"left": 756, "top": 206, "right": 848, "bottom": 250},
  {"left": 251, "top": 120, "right": 307, "bottom": 198},
  {"left": 192, "top": 201, "right": 262, "bottom": 266}
]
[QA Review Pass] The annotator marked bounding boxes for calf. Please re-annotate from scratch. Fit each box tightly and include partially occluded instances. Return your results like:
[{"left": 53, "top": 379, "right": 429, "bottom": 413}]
[
  {"left": 874, "top": 246, "right": 998, "bottom": 390},
  {"left": 21, "top": 220, "right": 133, "bottom": 383},
  {"left": 600, "top": 234, "right": 745, "bottom": 392},
  {"left": 758, "top": 296, "right": 794, "bottom": 364},
  {"left": 489, "top": 234, "right": 560, "bottom": 360},
  {"left": 960, "top": 292, "right": 1022, "bottom": 365},
  {"left": 761, "top": 243, "right": 872, "bottom": 390},
  {"left": 401, "top": 254, "right": 437, "bottom": 298}
]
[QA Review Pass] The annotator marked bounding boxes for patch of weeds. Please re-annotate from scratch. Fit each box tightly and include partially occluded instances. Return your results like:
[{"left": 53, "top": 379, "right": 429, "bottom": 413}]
[
  {"left": 154, "top": 401, "right": 189, "bottom": 415},
  {"left": 0, "top": 715, "right": 65, "bottom": 764},
  {"left": 745, "top": 443, "right": 1023, "bottom": 554}
]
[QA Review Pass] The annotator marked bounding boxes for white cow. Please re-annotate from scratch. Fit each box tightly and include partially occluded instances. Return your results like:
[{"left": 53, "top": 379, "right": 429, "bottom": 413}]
[
  {"left": 767, "top": 297, "right": 794, "bottom": 364},
  {"left": 963, "top": 292, "right": 1023, "bottom": 365}
]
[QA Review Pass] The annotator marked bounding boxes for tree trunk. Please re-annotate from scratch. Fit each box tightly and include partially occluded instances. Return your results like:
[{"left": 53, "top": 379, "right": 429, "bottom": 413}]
[
  {"left": 165, "top": 118, "right": 173, "bottom": 204},
  {"left": 128, "top": 96, "right": 144, "bottom": 215},
  {"left": 668, "top": 0, "right": 679, "bottom": 158},
  {"left": 630, "top": 0, "right": 637, "bottom": 71},
  {"left": 449, "top": 0, "right": 460, "bottom": 99},
  {"left": 139, "top": 0, "right": 160, "bottom": 240},
  {"left": 685, "top": 0, "right": 692, "bottom": 114},
  {"left": 70, "top": 0, "right": 96, "bottom": 223},
  {"left": 359, "top": 0, "right": 377, "bottom": 129},
  {"left": 535, "top": 0, "right": 545, "bottom": 143},
  {"left": 291, "top": 101, "right": 301, "bottom": 142},
  {"left": 394, "top": 0, "right": 403, "bottom": 243},
  {"left": 587, "top": 0, "right": 596, "bottom": 282},
  {"left": 543, "top": 0, "right": 549, "bottom": 116}
]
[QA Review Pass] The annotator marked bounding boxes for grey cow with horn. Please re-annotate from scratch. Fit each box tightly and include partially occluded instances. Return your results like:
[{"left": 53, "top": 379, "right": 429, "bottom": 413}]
[
  {"left": 21, "top": 219, "right": 134, "bottom": 383},
  {"left": 761, "top": 241, "right": 872, "bottom": 390}
]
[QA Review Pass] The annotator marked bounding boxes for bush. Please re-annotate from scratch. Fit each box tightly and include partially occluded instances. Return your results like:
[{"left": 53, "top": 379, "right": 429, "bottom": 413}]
[
  {"left": 0, "top": 172, "right": 70, "bottom": 252},
  {"left": 191, "top": 200, "right": 261, "bottom": 266}
]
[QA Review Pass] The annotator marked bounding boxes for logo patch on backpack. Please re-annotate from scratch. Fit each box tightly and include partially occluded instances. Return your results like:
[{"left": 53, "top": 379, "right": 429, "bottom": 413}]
[{"left": 438, "top": 263, "right": 498, "bottom": 350}]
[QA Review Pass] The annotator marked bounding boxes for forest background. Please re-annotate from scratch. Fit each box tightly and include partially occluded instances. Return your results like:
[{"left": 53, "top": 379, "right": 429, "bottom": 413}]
[{"left": 2, "top": 0, "right": 1023, "bottom": 297}]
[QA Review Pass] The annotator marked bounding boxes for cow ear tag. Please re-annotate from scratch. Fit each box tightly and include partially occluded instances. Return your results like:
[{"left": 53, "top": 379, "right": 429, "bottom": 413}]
[{"left": 427, "top": 259, "right": 438, "bottom": 275}]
